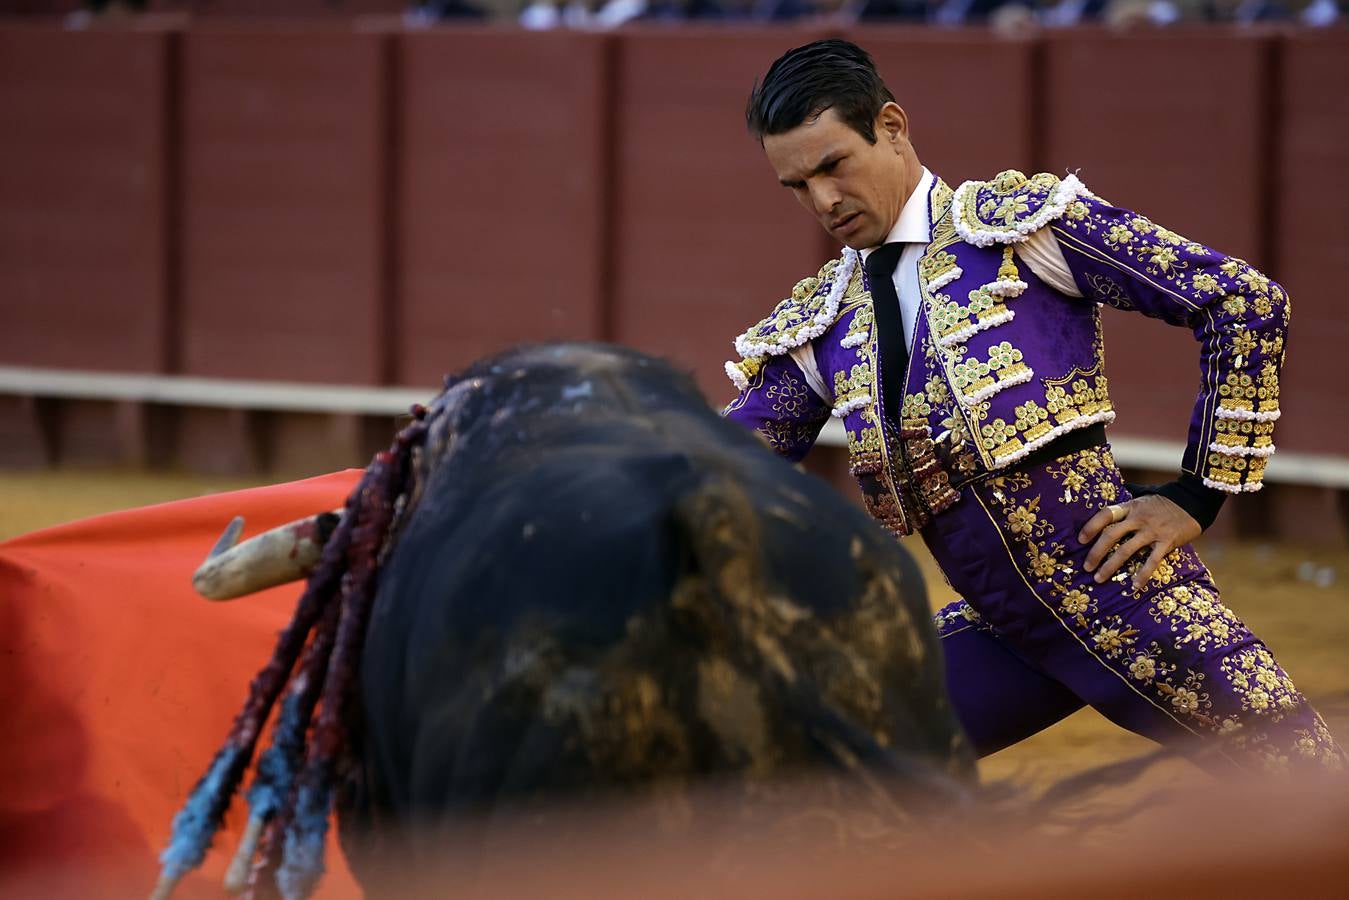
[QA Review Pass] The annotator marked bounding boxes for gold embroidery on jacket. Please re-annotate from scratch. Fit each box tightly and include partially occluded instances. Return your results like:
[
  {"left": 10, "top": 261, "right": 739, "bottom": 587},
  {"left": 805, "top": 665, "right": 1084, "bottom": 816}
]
[{"left": 982, "top": 448, "right": 1343, "bottom": 771}]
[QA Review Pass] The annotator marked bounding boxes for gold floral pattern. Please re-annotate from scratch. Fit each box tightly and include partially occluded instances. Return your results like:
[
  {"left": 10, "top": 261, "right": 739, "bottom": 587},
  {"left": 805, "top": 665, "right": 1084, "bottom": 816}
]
[
  {"left": 1221, "top": 646, "right": 1303, "bottom": 721},
  {"left": 977, "top": 446, "right": 1342, "bottom": 771},
  {"left": 951, "top": 341, "right": 1030, "bottom": 397},
  {"left": 832, "top": 363, "right": 874, "bottom": 414},
  {"left": 753, "top": 369, "right": 824, "bottom": 455},
  {"left": 932, "top": 599, "right": 989, "bottom": 638},
  {"left": 919, "top": 249, "right": 959, "bottom": 285}
]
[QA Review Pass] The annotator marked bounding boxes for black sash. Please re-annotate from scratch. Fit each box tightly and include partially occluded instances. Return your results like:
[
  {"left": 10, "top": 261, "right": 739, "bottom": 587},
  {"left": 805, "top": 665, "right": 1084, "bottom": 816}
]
[{"left": 863, "top": 244, "right": 909, "bottom": 424}]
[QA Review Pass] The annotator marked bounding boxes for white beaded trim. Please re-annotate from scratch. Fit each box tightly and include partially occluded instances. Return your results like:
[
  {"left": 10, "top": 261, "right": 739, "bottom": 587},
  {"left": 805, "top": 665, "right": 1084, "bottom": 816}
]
[
  {"left": 990, "top": 409, "right": 1117, "bottom": 468},
  {"left": 831, "top": 395, "right": 871, "bottom": 418},
  {"left": 724, "top": 360, "right": 750, "bottom": 391},
  {"left": 961, "top": 366, "right": 1034, "bottom": 406},
  {"left": 936, "top": 309, "right": 1015, "bottom": 350},
  {"left": 1202, "top": 476, "right": 1264, "bottom": 494},
  {"left": 1215, "top": 406, "right": 1281, "bottom": 423},
  {"left": 734, "top": 248, "right": 859, "bottom": 359},
  {"left": 928, "top": 265, "right": 963, "bottom": 292},
  {"left": 952, "top": 174, "right": 1087, "bottom": 247},
  {"left": 840, "top": 330, "right": 868, "bottom": 349},
  {"left": 1208, "top": 441, "right": 1276, "bottom": 458},
  {"left": 985, "top": 278, "right": 1028, "bottom": 298}
]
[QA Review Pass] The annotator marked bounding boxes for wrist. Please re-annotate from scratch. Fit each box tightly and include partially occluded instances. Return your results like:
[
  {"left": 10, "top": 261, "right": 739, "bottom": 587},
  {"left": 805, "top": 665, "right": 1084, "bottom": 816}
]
[{"left": 1127, "top": 473, "right": 1226, "bottom": 531}]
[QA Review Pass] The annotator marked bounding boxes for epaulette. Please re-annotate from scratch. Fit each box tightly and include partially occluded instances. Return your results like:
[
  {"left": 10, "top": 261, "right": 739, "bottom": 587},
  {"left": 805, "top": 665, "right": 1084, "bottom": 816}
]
[
  {"left": 725, "top": 249, "right": 862, "bottom": 390},
  {"left": 951, "top": 170, "right": 1088, "bottom": 248}
]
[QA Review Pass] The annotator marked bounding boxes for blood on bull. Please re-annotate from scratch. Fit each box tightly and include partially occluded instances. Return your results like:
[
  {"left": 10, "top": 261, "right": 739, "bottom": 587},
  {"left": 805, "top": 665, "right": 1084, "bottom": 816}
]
[{"left": 153, "top": 343, "right": 975, "bottom": 899}]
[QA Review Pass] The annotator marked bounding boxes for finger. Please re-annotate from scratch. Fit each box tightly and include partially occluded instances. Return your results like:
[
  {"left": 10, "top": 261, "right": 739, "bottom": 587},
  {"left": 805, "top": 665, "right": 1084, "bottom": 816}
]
[
  {"left": 1083, "top": 519, "right": 1138, "bottom": 572},
  {"left": 1093, "top": 532, "right": 1154, "bottom": 584},
  {"left": 1132, "top": 541, "right": 1173, "bottom": 591},
  {"left": 1078, "top": 504, "right": 1125, "bottom": 545}
]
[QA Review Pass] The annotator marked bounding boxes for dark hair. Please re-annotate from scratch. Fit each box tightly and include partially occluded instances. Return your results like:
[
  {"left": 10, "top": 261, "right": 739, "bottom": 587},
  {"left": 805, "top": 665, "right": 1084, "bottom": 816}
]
[{"left": 746, "top": 39, "right": 896, "bottom": 144}]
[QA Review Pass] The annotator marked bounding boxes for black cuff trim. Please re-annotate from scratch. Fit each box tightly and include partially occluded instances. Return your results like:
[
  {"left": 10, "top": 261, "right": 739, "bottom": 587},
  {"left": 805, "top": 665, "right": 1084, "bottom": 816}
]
[{"left": 1124, "top": 473, "right": 1227, "bottom": 531}]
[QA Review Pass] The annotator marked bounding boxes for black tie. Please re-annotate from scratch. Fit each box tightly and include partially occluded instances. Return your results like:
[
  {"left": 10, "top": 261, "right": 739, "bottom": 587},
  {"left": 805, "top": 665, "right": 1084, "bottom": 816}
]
[{"left": 864, "top": 243, "right": 909, "bottom": 423}]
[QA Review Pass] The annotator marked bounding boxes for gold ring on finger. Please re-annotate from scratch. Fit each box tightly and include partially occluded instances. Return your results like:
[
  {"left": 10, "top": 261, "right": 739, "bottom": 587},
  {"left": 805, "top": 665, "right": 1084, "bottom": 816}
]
[{"left": 1107, "top": 504, "right": 1126, "bottom": 524}]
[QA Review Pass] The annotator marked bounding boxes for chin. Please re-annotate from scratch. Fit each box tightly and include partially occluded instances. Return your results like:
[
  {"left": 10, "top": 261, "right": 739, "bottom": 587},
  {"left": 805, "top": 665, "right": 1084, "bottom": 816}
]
[{"left": 840, "top": 233, "right": 880, "bottom": 251}]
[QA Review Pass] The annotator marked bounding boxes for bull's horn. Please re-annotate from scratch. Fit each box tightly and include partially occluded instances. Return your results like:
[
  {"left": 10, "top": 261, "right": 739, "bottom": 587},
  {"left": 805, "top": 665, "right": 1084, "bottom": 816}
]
[
  {"left": 209, "top": 516, "right": 245, "bottom": 559},
  {"left": 192, "top": 510, "right": 341, "bottom": 601},
  {"left": 223, "top": 812, "right": 266, "bottom": 893},
  {"left": 148, "top": 871, "right": 181, "bottom": 900}
]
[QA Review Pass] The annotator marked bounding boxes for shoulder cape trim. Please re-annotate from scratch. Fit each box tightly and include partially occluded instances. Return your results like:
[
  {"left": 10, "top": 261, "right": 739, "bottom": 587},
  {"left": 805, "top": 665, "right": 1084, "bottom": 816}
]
[
  {"left": 732, "top": 248, "right": 861, "bottom": 361},
  {"left": 951, "top": 170, "right": 1088, "bottom": 248}
]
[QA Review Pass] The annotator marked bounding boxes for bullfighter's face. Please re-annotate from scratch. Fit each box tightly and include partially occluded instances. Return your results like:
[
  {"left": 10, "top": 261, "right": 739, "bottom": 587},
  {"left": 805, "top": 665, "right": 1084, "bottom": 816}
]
[{"left": 763, "top": 104, "right": 920, "bottom": 251}]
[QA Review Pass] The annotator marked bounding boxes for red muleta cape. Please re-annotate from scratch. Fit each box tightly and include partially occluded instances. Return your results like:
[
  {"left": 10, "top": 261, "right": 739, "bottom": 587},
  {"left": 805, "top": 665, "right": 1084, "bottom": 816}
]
[{"left": 0, "top": 470, "right": 363, "bottom": 898}]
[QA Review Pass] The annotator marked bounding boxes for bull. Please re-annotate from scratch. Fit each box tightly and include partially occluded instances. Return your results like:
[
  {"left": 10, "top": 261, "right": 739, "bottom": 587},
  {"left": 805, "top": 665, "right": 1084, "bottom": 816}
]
[{"left": 154, "top": 343, "right": 975, "bottom": 899}]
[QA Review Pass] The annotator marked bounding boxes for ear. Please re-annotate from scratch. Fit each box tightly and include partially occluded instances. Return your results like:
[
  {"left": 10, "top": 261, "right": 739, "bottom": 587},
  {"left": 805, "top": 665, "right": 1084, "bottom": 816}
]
[{"left": 875, "top": 102, "right": 910, "bottom": 149}]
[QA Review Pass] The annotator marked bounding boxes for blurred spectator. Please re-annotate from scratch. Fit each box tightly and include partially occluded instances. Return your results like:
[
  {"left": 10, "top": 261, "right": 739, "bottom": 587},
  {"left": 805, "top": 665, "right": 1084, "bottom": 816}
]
[
  {"left": 1202, "top": 0, "right": 1292, "bottom": 20},
  {"left": 65, "top": 0, "right": 144, "bottom": 28},
  {"left": 1102, "top": 0, "right": 1181, "bottom": 26},
  {"left": 750, "top": 0, "right": 821, "bottom": 20},
  {"left": 988, "top": 0, "right": 1037, "bottom": 27},
  {"left": 930, "top": 0, "right": 1032, "bottom": 24},
  {"left": 520, "top": 0, "right": 593, "bottom": 28},
  {"left": 518, "top": 0, "right": 560, "bottom": 26},
  {"left": 1040, "top": 0, "right": 1109, "bottom": 25},
  {"left": 592, "top": 0, "right": 651, "bottom": 26},
  {"left": 640, "top": 0, "right": 732, "bottom": 22},
  {"left": 853, "top": 0, "right": 931, "bottom": 22},
  {"left": 520, "top": 0, "right": 727, "bottom": 28},
  {"left": 407, "top": 0, "right": 488, "bottom": 20},
  {"left": 1299, "top": 0, "right": 1341, "bottom": 22}
]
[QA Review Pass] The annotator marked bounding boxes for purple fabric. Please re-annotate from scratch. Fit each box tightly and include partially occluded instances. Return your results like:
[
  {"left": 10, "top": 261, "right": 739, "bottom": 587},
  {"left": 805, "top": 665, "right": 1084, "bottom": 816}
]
[
  {"left": 722, "top": 354, "right": 829, "bottom": 463},
  {"left": 933, "top": 602, "right": 1085, "bottom": 756},
  {"left": 926, "top": 445, "right": 1344, "bottom": 773}
]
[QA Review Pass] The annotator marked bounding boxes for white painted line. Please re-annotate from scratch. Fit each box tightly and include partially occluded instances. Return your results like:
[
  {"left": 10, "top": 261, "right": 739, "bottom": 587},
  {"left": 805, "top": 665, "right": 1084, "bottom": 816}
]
[
  {"left": 1, "top": 366, "right": 1345, "bottom": 489},
  {"left": 817, "top": 419, "right": 1349, "bottom": 490},
  {"left": 0, "top": 366, "right": 433, "bottom": 416}
]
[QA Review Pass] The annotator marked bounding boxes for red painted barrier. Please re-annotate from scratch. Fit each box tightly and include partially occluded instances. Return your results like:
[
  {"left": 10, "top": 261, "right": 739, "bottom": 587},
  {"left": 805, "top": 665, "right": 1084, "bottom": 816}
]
[
  {"left": 848, "top": 28, "right": 1037, "bottom": 189},
  {"left": 1272, "top": 31, "right": 1348, "bottom": 456},
  {"left": 0, "top": 28, "right": 171, "bottom": 372},
  {"left": 177, "top": 28, "right": 387, "bottom": 384},
  {"left": 608, "top": 28, "right": 828, "bottom": 402},
  {"left": 394, "top": 29, "right": 610, "bottom": 386}
]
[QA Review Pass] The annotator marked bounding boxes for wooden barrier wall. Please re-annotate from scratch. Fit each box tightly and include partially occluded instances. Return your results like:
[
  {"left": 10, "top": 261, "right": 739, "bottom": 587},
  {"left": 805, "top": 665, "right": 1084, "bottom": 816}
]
[{"left": 1, "top": 24, "right": 1346, "bottom": 470}]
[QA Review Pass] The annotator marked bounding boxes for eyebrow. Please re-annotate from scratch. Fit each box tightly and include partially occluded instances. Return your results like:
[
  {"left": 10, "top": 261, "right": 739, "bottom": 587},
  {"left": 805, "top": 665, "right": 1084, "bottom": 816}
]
[{"left": 779, "top": 153, "right": 844, "bottom": 189}]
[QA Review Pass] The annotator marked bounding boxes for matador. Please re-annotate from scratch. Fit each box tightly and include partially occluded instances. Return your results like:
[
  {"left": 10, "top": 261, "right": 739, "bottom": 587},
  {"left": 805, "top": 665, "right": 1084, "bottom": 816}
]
[{"left": 724, "top": 39, "right": 1342, "bottom": 773}]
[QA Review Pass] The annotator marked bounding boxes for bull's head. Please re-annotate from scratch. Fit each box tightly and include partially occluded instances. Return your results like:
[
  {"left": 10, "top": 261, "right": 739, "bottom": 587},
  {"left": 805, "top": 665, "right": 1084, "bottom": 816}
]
[{"left": 157, "top": 343, "right": 972, "bottom": 900}]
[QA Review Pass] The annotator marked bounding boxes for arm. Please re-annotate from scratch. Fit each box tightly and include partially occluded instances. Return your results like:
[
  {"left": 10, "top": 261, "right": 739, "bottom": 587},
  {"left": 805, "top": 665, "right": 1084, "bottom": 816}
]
[
  {"left": 1049, "top": 194, "right": 1289, "bottom": 587},
  {"left": 722, "top": 353, "right": 831, "bottom": 463},
  {"left": 1051, "top": 193, "right": 1288, "bottom": 497}
]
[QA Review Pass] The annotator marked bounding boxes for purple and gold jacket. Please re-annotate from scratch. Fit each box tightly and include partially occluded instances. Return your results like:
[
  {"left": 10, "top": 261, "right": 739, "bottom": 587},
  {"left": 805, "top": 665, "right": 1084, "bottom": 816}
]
[{"left": 723, "top": 171, "right": 1288, "bottom": 536}]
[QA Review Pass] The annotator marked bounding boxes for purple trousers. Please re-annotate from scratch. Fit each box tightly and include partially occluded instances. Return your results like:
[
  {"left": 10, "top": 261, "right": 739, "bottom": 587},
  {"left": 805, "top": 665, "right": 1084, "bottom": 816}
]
[{"left": 926, "top": 445, "right": 1343, "bottom": 774}]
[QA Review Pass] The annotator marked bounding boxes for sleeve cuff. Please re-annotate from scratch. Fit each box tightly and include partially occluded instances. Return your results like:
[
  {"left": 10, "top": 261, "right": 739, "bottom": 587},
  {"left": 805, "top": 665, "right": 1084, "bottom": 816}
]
[{"left": 1124, "top": 473, "right": 1228, "bottom": 531}]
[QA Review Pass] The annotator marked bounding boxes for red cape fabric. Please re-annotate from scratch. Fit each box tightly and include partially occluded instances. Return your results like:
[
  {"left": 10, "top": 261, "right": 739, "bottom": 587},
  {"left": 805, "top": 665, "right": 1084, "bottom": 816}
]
[{"left": 0, "top": 470, "right": 364, "bottom": 898}]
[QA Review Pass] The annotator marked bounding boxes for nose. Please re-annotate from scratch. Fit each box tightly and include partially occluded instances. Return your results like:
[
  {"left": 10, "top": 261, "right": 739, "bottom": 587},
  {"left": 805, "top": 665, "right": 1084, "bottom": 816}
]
[{"left": 807, "top": 180, "right": 841, "bottom": 218}]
